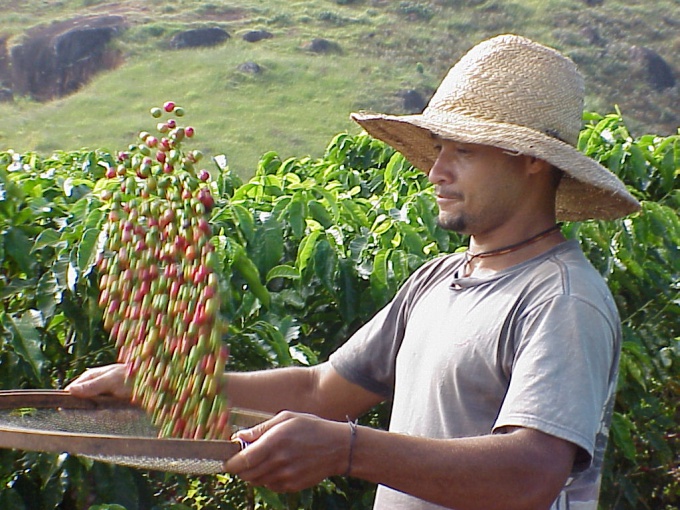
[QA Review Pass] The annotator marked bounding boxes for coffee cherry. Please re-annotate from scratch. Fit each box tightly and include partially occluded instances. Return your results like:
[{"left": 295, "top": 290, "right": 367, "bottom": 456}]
[{"left": 98, "top": 102, "right": 230, "bottom": 441}]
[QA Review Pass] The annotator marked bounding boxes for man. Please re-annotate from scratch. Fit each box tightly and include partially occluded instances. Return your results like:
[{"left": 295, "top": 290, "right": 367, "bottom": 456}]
[{"left": 67, "top": 34, "right": 640, "bottom": 509}]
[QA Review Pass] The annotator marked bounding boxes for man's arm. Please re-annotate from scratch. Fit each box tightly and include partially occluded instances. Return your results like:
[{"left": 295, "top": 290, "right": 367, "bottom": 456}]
[
  {"left": 68, "top": 363, "right": 576, "bottom": 509},
  {"left": 353, "top": 425, "right": 577, "bottom": 510},
  {"left": 65, "top": 361, "right": 383, "bottom": 421},
  {"left": 226, "top": 415, "right": 577, "bottom": 510},
  {"left": 223, "top": 361, "right": 384, "bottom": 420}
]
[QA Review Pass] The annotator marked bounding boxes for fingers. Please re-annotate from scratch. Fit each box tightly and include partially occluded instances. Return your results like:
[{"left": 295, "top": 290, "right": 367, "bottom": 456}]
[
  {"left": 223, "top": 411, "right": 348, "bottom": 493},
  {"left": 225, "top": 412, "right": 292, "bottom": 473},
  {"left": 231, "top": 410, "right": 293, "bottom": 444},
  {"left": 226, "top": 438, "right": 303, "bottom": 493},
  {"left": 65, "top": 364, "right": 131, "bottom": 399}
]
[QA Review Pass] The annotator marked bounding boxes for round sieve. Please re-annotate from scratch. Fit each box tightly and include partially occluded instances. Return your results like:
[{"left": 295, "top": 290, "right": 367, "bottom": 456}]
[{"left": 0, "top": 390, "right": 270, "bottom": 475}]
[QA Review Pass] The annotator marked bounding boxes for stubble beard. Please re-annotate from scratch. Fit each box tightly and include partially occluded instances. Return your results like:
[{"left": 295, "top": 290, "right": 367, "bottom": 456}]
[{"left": 436, "top": 212, "right": 468, "bottom": 234}]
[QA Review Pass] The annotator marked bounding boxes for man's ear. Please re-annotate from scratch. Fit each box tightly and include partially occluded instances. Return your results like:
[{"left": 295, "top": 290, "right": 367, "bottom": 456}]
[{"left": 526, "top": 156, "right": 553, "bottom": 175}]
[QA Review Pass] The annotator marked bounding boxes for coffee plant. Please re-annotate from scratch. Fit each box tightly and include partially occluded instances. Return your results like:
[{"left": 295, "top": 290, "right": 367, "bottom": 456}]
[{"left": 0, "top": 108, "right": 677, "bottom": 509}]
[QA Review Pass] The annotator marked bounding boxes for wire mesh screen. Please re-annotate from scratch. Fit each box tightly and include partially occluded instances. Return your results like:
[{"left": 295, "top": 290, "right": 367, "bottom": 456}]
[
  {"left": 0, "top": 406, "right": 156, "bottom": 437},
  {"left": 0, "top": 390, "right": 269, "bottom": 475}
]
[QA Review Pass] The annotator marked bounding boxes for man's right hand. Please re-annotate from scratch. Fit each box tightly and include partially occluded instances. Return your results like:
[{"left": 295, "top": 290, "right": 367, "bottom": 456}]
[{"left": 65, "top": 363, "right": 132, "bottom": 400}]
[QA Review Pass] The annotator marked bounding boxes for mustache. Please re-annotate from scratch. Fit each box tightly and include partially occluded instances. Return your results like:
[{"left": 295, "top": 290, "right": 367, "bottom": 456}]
[{"left": 434, "top": 188, "right": 464, "bottom": 200}]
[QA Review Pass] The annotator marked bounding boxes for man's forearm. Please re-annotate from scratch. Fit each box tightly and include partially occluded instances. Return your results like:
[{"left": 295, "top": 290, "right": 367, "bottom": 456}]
[
  {"left": 222, "top": 366, "right": 320, "bottom": 416},
  {"left": 351, "top": 426, "right": 577, "bottom": 510},
  {"left": 222, "top": 361, "right": 383, "bottom": 422}
]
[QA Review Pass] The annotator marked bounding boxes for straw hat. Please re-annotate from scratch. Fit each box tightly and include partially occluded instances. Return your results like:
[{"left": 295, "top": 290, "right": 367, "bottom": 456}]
[{"left": 351, "top": 34, "right": 640, "bottom": 221}]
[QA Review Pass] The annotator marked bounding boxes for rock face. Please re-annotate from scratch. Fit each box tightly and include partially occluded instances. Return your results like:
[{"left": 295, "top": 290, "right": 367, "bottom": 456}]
[
  {"left": 10, "top": 15, "right": 125, "bottom": 101},
  {"left": 0, "top": 88, "right": 12, "bottom": 102},
  {"left": 237, "top": 61, "right": 262, "bottom": 74},
  {"left": 0, "top": 36, "right": 10, "bottom": 89},
  {"left": 399, "top": 89, "right": 428, "bottom": 113},
  {"left": 242, "top": 30, "right": 273, "bottom": 43},
  {"left": 303, "top": 38, "right": 341, "bottom": 54},
  {"left": 170, "top": 27, "right": 230, "bottom": 49},
  {"left": 629, "top": 46, "right": 676, "bottom": 91}
]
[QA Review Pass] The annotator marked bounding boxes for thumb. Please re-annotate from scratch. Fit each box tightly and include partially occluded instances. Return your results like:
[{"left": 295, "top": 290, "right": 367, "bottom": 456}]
[{"left": 230, "top": 410, "right": 293, "bottom": 443}]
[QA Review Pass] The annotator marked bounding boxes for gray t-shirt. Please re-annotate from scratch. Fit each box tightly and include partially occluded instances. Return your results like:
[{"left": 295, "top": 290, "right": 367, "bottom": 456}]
[{"left": 330, "top": 240, "right": 620, "bottom": 510}]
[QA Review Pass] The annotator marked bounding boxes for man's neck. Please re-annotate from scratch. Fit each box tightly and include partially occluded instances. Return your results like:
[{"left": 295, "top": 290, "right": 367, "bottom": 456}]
[{"left": 465, "top": 224, "right": 566, "bottom": 277}]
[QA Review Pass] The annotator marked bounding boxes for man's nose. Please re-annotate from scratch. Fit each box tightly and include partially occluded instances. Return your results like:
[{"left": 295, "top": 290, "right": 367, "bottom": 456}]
[{"left": 428, "top": 149, "right": 454, "bottom": 185}]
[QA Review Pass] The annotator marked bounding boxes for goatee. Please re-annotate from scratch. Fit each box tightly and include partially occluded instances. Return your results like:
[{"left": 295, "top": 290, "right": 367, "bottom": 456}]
[{"left": 437, "top": 215, "right": 467, "bottom": 234}]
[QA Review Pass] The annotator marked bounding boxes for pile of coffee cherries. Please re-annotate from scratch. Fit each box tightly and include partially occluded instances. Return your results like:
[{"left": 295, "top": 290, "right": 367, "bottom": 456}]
[{"left": 96, "top": 101, "right": 230, "bottom": 440}]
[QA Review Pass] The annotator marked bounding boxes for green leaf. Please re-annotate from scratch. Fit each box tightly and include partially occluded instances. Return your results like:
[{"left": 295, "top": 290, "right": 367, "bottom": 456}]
[
  {"left": 313, "top": 238, "right": 336, "bottom": 293},
  {"left": 233, "top": 245, "right": 270, "bottom": 308},
  {"left": 255, "top": 487, "right": 285, "bottom": 509},
  {"left": 32, "top": 229, "right": 63, "bottom": 252},
  {"left": 370, "top": 249, "right": 391, "bottom": 304},
  {"left": 231, "top": 203, "right": 255, "bottom": 243},
  {"left": 251, "top": 214, "right": 283, "bottom": 276},
  {"left": 308, "top": 200, "right": 333, "bottom": 228},
  {"left": 372, "top": 214, "right": 392, "bottom": 236},
  {"left": 4, "top": 226, "right": 34, "bottom": 275},
  {"left": 36, "top": 271, "right": 62, "bottom": 320},
  {"left": 77, "top": 228, "right": 100, "bottom": 273},
  {"left": 297, "top": 230, "right": 322, "bottom": 273},
  {"left": 252, "top": 321, "right": 292, "bottom": 367},
  {"left": 628, "top": 144, "right": 648, "bottom": 182},
  {"left": 336, "top": 257, "right": 358, "bottom": 322},
  {"left": 257, "top": 151, "right": 282, "bottom": 176},
  {"left": 5, "top": 310, "right": 46, "bottom": 385},
  {"left": 290, "top": 343, "right": 319, "bottom": 366},
  {"left": 266, "top": 264, "right": 301, "bottom": 282},
  {"left": 341, "top": 199, "right": 370, "bottom": 227},
  {"left": 610, "top": 412, "right": 637, "bottom": 462},
  {"left": 0, "top": 487, "right": 26, "bottom": 510}
]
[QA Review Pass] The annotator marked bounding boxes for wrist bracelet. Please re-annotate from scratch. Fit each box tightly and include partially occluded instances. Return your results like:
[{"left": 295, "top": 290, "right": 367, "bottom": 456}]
[{"left": 344, "top": 416, "right": 358, "bottom": 477}]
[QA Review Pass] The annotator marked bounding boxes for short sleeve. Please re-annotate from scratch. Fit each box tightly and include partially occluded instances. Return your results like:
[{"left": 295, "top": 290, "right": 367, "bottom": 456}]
[
  {"left": 494, "top": 294, "right": 618, "bottom": 469},
  {"left": 330, "top": 254, "right": 462, "bottom": 399}
]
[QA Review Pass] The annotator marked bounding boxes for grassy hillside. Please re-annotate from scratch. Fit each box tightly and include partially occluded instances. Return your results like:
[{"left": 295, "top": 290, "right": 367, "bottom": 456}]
[{"left": 0, "top": 0, "right": 677, "bottom": 177}]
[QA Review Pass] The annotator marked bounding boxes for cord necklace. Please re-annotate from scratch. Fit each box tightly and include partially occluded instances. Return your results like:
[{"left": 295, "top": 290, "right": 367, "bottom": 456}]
[{"left": 464, "top": 223, "right": 563, "bottom": 275}]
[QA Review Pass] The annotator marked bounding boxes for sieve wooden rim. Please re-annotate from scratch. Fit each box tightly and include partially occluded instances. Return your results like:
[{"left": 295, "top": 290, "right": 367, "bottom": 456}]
[{"left": 0, "top": 390, "right": 269, "bottom": 461}]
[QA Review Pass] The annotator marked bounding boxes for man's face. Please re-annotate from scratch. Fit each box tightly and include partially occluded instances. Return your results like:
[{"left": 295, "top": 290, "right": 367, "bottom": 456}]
[{"left": 428, "top": 138, "right": 532, "bottom": 236}]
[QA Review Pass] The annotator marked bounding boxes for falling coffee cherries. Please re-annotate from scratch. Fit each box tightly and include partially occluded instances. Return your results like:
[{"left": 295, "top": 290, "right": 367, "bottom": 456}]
[{"left": 96, "top": 102, "right": 230, "bottom": 440}]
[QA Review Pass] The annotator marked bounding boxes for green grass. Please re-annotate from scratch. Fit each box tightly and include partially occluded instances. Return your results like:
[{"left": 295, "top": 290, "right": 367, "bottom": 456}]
[
  {"left": 0, "top": 0, "right": 677, "bottom": 177},
  {"left": 0, "top": 43, "right": 397, "bottom": 175}
]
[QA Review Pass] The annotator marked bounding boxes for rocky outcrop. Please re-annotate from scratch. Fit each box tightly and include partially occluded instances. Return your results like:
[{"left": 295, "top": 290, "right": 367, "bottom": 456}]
[
  {"left": 10, "top": 15, "right": 125, "bottom": 101},
  {"left": 399, "top": 89, "right": 428, "bottom": 113},
  {"left": 0, "top": 35, "right": 11, "bottom": 88},
  {"left": 242, "top": 30, "right": 273, "bottom": 43},
  {"left": 629, "top": 46, "right": 676, "bottom": 91},
  {"left": 170, "top": 27, "right": 230, "bottom": 49},
  {"left": 303, "top": 38, "right": 342, "bottom": 54},
  {"left": 237, "top": 61, "right": 263, "bottom": 74}
]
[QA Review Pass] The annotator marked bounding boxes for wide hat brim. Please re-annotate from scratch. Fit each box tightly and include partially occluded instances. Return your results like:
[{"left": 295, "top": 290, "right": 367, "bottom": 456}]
[{"left": 351, "top": 110, "right": 641, "bottom": 222}]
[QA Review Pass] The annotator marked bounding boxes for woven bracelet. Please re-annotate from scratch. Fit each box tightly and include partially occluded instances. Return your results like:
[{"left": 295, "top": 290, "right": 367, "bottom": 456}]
[{"left": 344, "top": 416, "right": 358, "bottom": 477}]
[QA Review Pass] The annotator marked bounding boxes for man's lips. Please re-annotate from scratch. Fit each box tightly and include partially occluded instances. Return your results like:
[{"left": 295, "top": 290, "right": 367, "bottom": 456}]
[{"left": 435, "top": 191, "right": 463, "bottom": 203}]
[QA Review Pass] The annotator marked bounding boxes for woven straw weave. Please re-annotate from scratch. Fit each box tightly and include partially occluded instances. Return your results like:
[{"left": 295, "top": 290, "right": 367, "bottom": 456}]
[{"left": 351, "top": 34, "right": 640, "bottom": 221}]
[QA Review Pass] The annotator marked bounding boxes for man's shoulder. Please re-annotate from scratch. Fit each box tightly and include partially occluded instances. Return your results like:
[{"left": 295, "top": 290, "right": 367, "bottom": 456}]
[
  {"left": 410, "top": 251, "right": 466, "bottom": 280},
  {"left": 520, "top": 240, "right": 619, "bottom": 319},
  {"left": 543, "top": 240, "right": 610, "bottom": 293}
]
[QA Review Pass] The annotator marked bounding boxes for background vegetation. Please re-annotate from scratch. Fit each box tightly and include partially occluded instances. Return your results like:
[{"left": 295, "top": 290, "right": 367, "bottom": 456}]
[
  {"left": 0, "top": 106, "right": 677, "bottom": 509},
  {"left": 0, "top": 0, "right": 677, "bottom": 177},
  {"left": 0, "top": 0, "right": 677, "bottom": 509}
]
